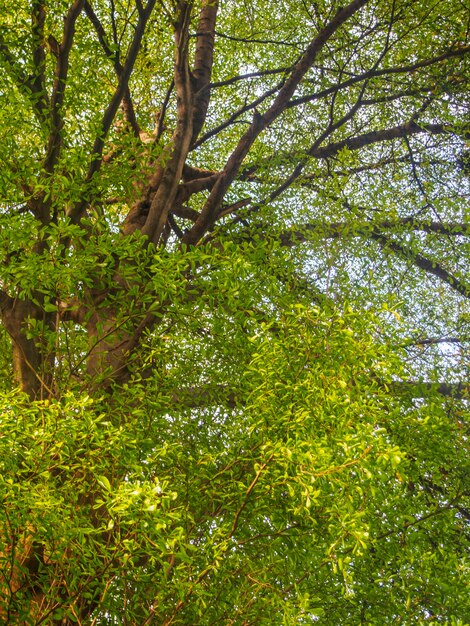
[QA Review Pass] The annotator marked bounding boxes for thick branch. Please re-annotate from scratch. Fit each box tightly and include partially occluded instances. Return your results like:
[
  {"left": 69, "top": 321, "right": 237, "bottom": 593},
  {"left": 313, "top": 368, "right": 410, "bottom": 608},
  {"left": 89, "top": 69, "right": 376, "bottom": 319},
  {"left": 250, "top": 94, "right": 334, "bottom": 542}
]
[
  {"left": 0, "top": 290, "right": 13, "bottom": 316},
  {"left": 191, "top": 0, "right": 219, "bottom": 144},
  {"left": 243, "top": 121, "right": 467, "bottom": 181},
  {"left": 177, "top": 172, "right": 220, "bottom": 202},
  {"left": 259, "top": 0, "right": 371, "bottom": 127},
  {"left": 308, "top": 121, "right": 464, "bottom": 160},
  {"left": 45, "top": 0, "right": 85, "bottom": 173},
  {"left": 0, "top": 297, "right": 52, "bottom": 399},
  {"left": 31, "top": 0, "right": 47, "bottom": 118},
  {"left": 139, "top": 1, "right": 194, "bottom": 244}
]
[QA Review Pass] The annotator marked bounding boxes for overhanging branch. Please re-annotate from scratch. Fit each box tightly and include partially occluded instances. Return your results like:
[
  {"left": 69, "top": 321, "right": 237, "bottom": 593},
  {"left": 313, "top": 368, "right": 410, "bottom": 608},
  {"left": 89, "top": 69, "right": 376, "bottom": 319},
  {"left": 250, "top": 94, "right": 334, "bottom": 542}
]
[
  {"left": 307, "top": 122, "right": 464, "bottom": 160},
  {"left": 371, "top": 230, "right": 470, "bottom": 300},
  {"left": 279, "top": 219, "right": 470, "bottom": 300},
  {"left": 390, "top": 381, "right": 469, "bottom": 399},
  {"left": 279, "top": 219, "right": 470, "bottom": 244}
]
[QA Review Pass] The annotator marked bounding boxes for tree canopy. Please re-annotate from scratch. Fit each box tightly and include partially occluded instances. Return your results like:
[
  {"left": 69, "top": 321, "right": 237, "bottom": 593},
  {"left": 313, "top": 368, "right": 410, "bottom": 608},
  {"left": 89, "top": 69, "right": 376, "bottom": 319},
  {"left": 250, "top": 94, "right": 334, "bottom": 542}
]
[{"left": 0, "top": 0, "right": 469, "bottom": 623}]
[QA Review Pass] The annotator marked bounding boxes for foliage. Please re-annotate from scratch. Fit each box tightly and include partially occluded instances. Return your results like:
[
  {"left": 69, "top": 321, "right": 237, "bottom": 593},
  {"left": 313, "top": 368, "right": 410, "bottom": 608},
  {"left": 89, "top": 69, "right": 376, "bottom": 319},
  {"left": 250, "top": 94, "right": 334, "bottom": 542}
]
[{"left": 0, "top": 0, "right": 469, "bottom": 623}]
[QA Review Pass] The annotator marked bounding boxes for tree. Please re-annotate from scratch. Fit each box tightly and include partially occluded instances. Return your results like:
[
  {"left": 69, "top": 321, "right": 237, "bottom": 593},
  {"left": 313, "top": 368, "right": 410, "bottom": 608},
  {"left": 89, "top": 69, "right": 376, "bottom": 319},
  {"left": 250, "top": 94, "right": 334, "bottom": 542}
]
[{"left": 0, "top": 0, "right": 469, "bottom": 622}]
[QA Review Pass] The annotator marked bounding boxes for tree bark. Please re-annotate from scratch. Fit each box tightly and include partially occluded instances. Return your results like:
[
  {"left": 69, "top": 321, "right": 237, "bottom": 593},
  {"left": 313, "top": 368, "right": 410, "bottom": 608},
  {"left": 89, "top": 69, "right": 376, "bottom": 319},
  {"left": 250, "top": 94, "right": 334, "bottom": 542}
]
[{"left": 1, "top": 297, "right": 53, "bottom": 400}]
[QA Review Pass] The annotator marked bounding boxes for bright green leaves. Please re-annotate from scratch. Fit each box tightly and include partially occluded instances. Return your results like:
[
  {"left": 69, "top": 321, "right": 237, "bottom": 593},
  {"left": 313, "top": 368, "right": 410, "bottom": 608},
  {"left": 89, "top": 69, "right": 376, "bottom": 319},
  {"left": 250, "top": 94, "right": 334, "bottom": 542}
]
[{"left": 1, "top": 290, "right": 468, "bottom": 623}]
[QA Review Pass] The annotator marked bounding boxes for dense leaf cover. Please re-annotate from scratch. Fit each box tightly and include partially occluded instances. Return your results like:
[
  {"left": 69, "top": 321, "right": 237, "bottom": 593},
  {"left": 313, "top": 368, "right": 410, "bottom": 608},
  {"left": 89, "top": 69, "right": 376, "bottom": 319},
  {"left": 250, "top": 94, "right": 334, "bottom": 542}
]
[{"left": 0, "top": 0, "right": 469, "bottom": 623}]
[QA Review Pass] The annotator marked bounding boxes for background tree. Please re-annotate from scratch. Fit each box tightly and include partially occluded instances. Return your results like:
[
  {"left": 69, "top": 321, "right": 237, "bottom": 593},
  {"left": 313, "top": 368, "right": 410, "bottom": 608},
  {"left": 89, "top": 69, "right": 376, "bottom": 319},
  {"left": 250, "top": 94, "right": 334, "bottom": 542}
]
[{"left": 0, "top": 0, "right": 469, "bottom": 623}]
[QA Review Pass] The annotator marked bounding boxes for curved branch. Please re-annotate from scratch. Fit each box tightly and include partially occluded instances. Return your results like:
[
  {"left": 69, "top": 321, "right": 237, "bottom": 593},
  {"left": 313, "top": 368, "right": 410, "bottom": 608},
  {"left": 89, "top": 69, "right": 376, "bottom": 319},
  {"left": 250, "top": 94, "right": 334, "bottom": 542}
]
[{"left": 246, "top": 121, "right": 468, "bottom": 175}]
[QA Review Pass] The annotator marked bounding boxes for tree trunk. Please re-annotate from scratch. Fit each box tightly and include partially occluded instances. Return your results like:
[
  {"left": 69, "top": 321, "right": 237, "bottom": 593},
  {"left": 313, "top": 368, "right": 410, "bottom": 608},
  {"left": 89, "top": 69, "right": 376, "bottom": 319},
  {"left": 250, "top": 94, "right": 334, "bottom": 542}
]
[{"left": 1, "top": 298, "right": 54, "bottom": 400}]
